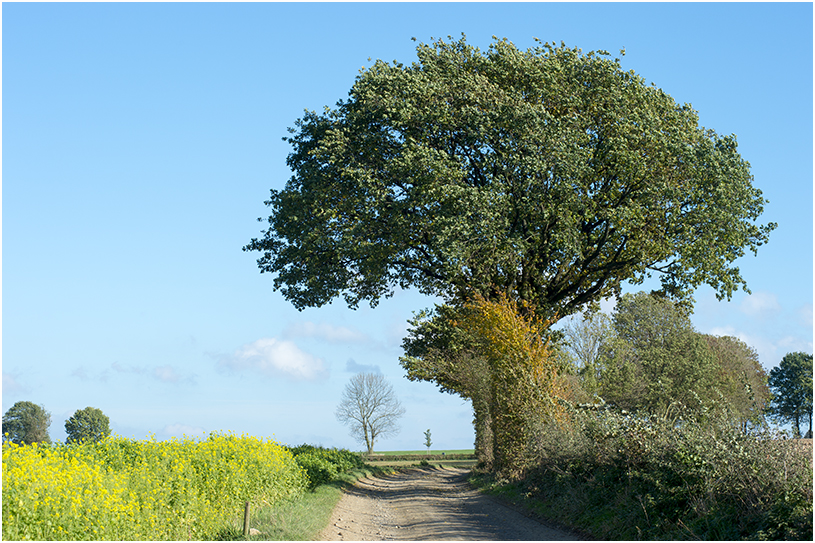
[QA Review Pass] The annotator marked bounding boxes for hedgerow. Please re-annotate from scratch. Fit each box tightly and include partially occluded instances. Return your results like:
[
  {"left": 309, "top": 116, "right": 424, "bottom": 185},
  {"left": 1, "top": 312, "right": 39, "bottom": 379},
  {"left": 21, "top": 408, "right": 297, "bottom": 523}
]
[
  {"left": 287, "top": 444, "right": 366, "bottom": 488},
  {"left": 482, "top": 401, "right": 812, "bottom": 540}
]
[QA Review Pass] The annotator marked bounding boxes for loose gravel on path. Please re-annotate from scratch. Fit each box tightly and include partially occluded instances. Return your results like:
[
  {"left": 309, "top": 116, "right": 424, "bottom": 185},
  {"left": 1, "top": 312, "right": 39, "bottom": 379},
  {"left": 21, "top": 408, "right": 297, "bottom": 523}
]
[{"left": 317, "top": 466, "right": 584, "bottom": 541}]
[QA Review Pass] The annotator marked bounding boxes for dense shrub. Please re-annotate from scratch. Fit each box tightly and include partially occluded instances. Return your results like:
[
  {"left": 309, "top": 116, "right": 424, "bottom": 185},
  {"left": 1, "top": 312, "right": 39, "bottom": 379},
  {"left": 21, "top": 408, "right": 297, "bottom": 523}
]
[
  {"left": 2, "top": 432, "right": 308, "bottom": 540},
  {"left": 294, "top": 453, "right": 339, "bottom": 487},
  {"left": 509, "top": 402, "right": 813, "bottom": 540},
  {"left": 288, "top": 444, "right": 366, "bottom": 488}
]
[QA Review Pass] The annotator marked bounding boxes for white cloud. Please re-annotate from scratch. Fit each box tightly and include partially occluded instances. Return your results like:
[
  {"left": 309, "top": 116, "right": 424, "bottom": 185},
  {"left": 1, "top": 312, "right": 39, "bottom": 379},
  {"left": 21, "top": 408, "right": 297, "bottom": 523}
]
[
  {"left": 739, "top": 291, "right": 781, "bottom": 317},
  {"left": 219, "top": 338, "right": 327, "bottom": 381},
  {"left": 704, "top": 326, "right": 813, "bottom": 370},
  {"left": 707, "top": 325, "right": 739, "bottom": 338},
  {"left": 386, "top": 319, "right": 410, "bottom": 350},
  {"left": 283, "top": 321, "right": 368, "bottom": 343}
]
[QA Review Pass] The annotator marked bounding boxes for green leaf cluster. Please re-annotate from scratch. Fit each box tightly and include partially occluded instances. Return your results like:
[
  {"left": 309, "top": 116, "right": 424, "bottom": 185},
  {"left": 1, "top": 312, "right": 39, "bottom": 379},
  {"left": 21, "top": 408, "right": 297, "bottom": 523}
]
[
  {"left": 599, "top": 292, "right": 718, "bottom": 416},
  {"left": 2, "top": 401, "right": 52, "bottom": 445},
  {"left": 288, "top": 444, "right": 366, "bottom": 488},
  {"left": 64, "top": 406, "right": 111, "bottom": 445},
  {"left": 245, "top": 35, "right": 774, "bottom": 319},
  {"left": 768, "top": 352, "right": 813, "bottom": 437},
  {"left": 516, "top": 405, "right": 812, "bottom": 540},
  {"left": 560, "top": 292, "right": 771, "bottom": 427}
]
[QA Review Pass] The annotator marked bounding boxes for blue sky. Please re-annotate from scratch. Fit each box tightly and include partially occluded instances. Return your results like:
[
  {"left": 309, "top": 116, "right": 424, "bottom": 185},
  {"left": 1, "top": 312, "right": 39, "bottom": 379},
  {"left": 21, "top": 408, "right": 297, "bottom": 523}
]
[{"left": 2, "top": 2, "right": 812, "bottom": 450}]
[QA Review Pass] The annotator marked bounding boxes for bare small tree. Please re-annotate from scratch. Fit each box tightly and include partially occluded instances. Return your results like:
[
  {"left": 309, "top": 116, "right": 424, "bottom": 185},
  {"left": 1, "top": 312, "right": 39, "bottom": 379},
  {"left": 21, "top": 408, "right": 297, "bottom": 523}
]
[
  {"left": 336, "top": 373, "right": 405, "bottom": 454},
  {"left": 561, "top": 311, "right": 612, "bottom": 396}
]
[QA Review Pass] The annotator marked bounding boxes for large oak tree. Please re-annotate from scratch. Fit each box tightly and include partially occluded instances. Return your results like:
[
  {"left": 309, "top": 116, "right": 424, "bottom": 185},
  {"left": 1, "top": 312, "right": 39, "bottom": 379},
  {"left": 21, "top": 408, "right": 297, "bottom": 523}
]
[{"left": 245, "top": 36, "right": 774, "bottom": 319}]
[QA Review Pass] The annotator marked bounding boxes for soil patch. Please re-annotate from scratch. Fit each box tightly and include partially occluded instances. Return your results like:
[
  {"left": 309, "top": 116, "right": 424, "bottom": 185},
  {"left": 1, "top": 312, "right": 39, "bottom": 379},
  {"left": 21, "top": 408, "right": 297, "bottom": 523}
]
[{"left": 318, "top": 466, "right": 584, "bottom": 541}]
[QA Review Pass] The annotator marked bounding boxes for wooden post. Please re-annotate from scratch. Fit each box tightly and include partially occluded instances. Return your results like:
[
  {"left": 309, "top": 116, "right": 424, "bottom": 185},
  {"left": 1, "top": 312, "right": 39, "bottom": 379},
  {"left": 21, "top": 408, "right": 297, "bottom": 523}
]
[{"left": 243, "top": 501, "right": 250, "bottom": 537}]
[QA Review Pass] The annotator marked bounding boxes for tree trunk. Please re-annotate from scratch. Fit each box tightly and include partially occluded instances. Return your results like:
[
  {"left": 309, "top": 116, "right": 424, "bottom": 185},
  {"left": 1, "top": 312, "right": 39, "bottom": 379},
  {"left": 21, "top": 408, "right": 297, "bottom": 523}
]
[
  {"left": 365, "top": 425, "right": 374, "bottom": 454},
  {"left": 472, "top": 395, "right": 493, "bottom": 469},
  {"left": 490, "top": 375, "right": 533, "bottom": 478}
]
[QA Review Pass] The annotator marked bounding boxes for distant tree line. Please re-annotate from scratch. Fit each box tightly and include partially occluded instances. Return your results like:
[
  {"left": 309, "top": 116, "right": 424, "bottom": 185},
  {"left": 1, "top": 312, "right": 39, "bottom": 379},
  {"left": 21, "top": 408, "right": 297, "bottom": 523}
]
[
  {"left": 560, "top": 292, "right": 771, "bottom": 426},
  {"left": 2, "top": 403, "right": 111, "bottom": 445},
  {"left": 559, "top": 292, "right": 811, "bottom": 438}
]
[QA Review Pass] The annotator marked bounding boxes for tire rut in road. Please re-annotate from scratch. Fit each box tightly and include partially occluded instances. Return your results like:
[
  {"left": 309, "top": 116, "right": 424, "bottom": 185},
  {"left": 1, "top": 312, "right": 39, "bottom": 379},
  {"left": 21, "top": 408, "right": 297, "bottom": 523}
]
[{"left": 318, "top": 466, "right": 582, "bottom": 541}]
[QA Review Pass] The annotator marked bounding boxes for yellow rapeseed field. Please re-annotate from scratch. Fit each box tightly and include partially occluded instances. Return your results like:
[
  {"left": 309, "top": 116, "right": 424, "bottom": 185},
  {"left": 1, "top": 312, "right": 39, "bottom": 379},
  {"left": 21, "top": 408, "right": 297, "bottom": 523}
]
[{"left": 2, "top": 432, "right": 308, "bottom": 540}]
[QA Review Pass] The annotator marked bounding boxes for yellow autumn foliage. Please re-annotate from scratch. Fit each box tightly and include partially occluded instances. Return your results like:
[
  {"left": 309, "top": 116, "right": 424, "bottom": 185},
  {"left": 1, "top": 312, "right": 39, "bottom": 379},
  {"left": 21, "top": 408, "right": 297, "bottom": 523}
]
[{"left": 457, "top": 294, "right": 565, "bottom": 474}]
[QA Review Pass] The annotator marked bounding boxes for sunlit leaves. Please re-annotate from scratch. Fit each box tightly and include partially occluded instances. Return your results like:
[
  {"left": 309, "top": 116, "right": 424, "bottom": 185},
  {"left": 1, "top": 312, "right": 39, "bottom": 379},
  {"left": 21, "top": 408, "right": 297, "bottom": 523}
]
[
  {"left": 454, "top": 294, "right": 564, "bottom": 475},
  {"left": 246, "top": 35, "right": 773, "bottom": 319}
]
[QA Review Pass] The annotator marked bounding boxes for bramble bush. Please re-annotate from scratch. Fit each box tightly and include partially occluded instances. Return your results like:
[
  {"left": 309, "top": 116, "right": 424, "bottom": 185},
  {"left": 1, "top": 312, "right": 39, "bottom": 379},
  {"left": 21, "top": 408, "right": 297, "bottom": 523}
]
[
  {"left": 505, "top": 399, "right": 813, "bottom": 540},
  {"left": 2, "top": 432, "right": 308, "bottom": 540}
]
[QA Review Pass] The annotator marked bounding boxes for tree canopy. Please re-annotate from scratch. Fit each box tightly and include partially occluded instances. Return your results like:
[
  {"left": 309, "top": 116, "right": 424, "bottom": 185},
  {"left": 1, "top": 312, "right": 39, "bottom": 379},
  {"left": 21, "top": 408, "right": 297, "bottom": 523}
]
[
  {"left": 703, "top": 335, "right": 771, "bottom": 431},
  {"left": 557, "top": 292, "right": 770, "bottom": 428},
  {"left": 598, "top": 292, "right": 717, "bottom": 416},
  {"left": 2, "top": 401, "right": 52, "bottom": 445},
  {"left": 560, "top": 311, "right": 612, "bottom": 396},
  {"left": 65, "top": 406, "right": 111, "bottom": 445},
  {"left": 245, "top": 35, "right": 774, "bottom": 319},
  {"left": 768, "top": 352, "right": 813, "bottom": 437}
]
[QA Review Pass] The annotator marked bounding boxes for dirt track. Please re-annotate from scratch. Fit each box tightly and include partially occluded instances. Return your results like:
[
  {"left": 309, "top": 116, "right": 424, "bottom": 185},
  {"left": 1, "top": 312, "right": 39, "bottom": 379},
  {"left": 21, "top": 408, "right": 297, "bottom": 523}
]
[{"left": 317, "top": 466, "right": 583, "bottom": 541}]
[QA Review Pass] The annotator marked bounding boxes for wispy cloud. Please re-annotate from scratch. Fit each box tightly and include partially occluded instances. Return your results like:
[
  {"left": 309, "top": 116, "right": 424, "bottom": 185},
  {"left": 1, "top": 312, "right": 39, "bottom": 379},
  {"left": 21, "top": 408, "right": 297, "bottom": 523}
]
[
  {"left": 739, "top": 291, "right": 781, "bottom": 317},
  {"left": 153, "top": 365, "right": 195, "bottom": 385},
  {"left": 162, "top": 423, "right": 206, "bottom": 438},
  {"left": 344, "top": 358, "right": 381, "bottom": 374},
  {"left": 218, "top": 338, "right": 327, "bottom": 381},
  {"left": 71, "top": 366, "right": 94, "bottom": 381},
  {"left": 2, "top": 373, "right": 28, "bottom": 394},
  {"left": 70, "top": 363, "right": 195, "bottom": 385},
  {"left": 283, "top": 321, "right": 368, "bottom": 343},
  {"left": 112, "top": 362, "right": 147, "bottom": 376}
]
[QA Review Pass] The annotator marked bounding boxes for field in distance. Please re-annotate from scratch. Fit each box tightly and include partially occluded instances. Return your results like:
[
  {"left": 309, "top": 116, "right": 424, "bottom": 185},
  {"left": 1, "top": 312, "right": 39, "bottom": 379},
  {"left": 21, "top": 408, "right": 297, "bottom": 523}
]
[
  {"left": 365, "top": 449, "right": 477, "bottom": 468},
  {"left": 370, "top": 449, "right": 475, "bottom": 456}
]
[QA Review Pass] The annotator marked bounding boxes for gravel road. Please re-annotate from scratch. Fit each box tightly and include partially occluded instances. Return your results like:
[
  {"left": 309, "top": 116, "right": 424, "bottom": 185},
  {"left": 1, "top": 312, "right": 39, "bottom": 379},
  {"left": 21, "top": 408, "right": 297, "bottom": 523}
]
[{"left": 317, "top": 466, "right": 584, "bottom": 541}]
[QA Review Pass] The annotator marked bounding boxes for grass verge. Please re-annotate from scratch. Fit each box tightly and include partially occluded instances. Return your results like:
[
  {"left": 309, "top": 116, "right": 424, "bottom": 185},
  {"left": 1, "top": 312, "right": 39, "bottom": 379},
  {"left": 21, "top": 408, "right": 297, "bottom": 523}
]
[
  {"left": 218, "top": 467, "right": 394, "bottom": 541},
  {"left": 370, "top": 449, "right": 475, "bottom": 456}
]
